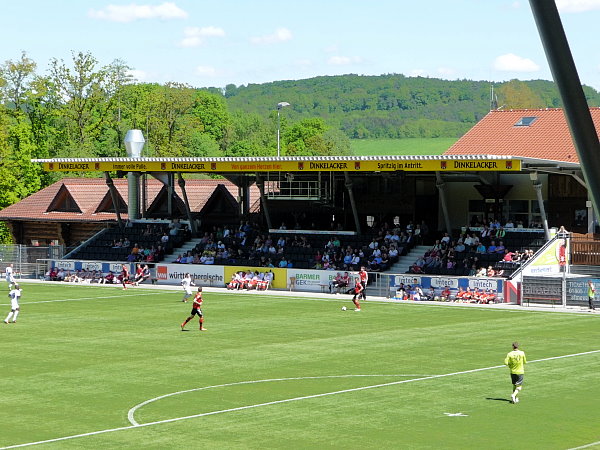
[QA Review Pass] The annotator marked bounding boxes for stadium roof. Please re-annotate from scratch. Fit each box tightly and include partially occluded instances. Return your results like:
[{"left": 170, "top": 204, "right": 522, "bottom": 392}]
[
  {"left": 444, "top": 107, "right": 600, "bottom": 164},
  {"left": 0, "top": 178, "right": 259, "bottom": 222}
]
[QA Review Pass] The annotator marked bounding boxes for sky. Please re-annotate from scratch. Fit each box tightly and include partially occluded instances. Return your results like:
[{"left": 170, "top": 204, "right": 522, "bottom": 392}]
[{"left": 2, "top": 0, "right": 600, "bottom": 90}]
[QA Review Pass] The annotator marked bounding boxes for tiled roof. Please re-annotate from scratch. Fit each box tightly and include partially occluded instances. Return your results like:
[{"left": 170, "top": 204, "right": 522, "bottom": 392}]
[
  {"left": 0, "top": 178, "right": 257, "bottom": 222},
  {"left": 444, "top": 108, "right": 600, "bottom": 163}
]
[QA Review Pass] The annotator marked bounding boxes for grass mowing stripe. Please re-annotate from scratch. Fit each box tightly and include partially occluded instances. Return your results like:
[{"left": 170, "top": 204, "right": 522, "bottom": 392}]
[{"left": 3, "top": 349, "right": 599, "bottom": 449}]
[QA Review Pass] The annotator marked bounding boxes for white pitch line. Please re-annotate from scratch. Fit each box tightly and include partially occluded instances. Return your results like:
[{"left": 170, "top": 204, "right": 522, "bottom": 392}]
[
  {"left": 569, "top": 441, "right": 600, "bottom": 450},
  {"left": 2, "top": 349, "right": 600, "bottom": 449},
  {"left": 127, "top": 374, "right": 437, "bottom": 426},
  {"left": 0, "top": 292, "right": 163, "bottom": 306}
]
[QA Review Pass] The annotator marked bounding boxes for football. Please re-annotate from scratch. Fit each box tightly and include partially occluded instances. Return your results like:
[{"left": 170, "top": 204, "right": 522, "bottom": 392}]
[{"left": 341, "top": 306, "right": 347, "bottom": 311}]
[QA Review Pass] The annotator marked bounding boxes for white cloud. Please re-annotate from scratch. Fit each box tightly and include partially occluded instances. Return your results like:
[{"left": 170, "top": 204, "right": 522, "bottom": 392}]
[
  {"left": 250, "top": 28, "right": 292, "bottom": 44},
  {"left": 437, "top": 67, "right": 456, "bottom": 77},
  {"left": 126, "top": 69, "right": 148, "bottom": 81},
  {"left": 493, "top": 53, "right": 540, "bottom": 72},
  {"left": 88, "top": 2, "right": 188, "bottom": 22},
  {"left": 328, "top": 55, "right": 362, "bottom": 65},
  {"left": 195, "top": 65, "right": 217, "bottom": 77},
  {"left": 556, "top": 0, "right": 600, "bottom": 12},
  {"left": 409, "top": 69, "right": 428, "bottom": 77},
  {"left": 179, "top": 26, "right": 225, "bottom": 47}
]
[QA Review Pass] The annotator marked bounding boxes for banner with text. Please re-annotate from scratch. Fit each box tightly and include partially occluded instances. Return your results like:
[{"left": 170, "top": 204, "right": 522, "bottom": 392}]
[{"left": 43, "top": 158, "right": 521, "bottom": 173}]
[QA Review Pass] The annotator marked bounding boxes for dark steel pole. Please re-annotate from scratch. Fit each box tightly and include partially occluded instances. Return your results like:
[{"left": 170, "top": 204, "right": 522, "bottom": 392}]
[{"left": 529, "top": 0, "right": 600, "bottom": 221}]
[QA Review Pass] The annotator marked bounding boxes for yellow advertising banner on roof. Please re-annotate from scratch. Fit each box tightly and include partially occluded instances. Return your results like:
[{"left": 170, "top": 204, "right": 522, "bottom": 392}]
[{"left": 42, "top": 158, "right": 521, "bottom": 173}]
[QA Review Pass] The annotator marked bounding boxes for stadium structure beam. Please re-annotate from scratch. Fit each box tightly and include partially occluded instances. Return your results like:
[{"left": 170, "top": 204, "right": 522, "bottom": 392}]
[
  {"left": 530, "top": 0, "right": 600, "bottom": 226},
  {"left": 531, "top": 177, "right": 551, "bottom": 240},
  {"left": 104, "top": 172, "right": 124, "bottom": 232},
  {"left": 435, "top": 172, "right": 452, "bottom": 236},
  {"left": 255, "top": 174, "right": 273, "bottom": 230},
  {"left": 344, "top": 172, "right": 361, "bottom": 234},
  {"left": 177, "top": 173, "right": 197, "bottom": 237}
]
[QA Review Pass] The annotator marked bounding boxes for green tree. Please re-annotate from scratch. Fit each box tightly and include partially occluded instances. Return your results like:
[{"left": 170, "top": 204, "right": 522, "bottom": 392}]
[{"left": 497, "top": 79, "right": 545, "bottom": 109}]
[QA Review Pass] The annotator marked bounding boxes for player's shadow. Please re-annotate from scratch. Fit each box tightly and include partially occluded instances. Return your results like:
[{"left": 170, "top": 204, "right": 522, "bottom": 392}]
[{"left": 485, "top": 397, "right": 512, "bottom": 403}]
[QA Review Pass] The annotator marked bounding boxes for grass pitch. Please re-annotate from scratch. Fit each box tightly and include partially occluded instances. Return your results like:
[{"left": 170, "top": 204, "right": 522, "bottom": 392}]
[{"left": 1, "top": 282, "right": 599, "bottom": 449}]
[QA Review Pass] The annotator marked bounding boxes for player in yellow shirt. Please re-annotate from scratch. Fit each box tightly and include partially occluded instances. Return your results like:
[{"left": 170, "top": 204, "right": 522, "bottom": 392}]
[{"left": 504, "top": 342, "right": 527, "bottom": 404}]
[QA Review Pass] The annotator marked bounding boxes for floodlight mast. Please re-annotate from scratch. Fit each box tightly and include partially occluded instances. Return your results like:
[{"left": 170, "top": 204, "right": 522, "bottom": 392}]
[
  {"left": 529, "top": 0, "right": 600, "bottom": 229},
  {"left": 276, "top": 102, "right": 290, "bottom": 157}
]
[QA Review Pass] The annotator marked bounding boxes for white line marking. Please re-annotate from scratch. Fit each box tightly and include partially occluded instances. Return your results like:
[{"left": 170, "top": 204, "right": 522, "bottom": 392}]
[
  {"left": 569, "top": 441, "right": 600, "bottom": 450},
  {"left": 0, "top": 292, "right": 164, "bottom": 306},
  {"left": 127, "top": 374, "right": 436, "bottom": 426},
  {"left": 2, "top": 349, "right": 599, "bottom": 449}
]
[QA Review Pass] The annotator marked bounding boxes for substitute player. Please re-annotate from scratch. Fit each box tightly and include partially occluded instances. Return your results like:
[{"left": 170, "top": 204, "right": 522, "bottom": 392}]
[
  {"left": 181, "top": 287, "right": 207, "bottom": 331},
  {"left": 4, "top": 283, "right": 22, "bottom": 323},
  {"left": 181, "top": 273, "right": 195, "bottom": 302},
  {"left": 504, "top": 342, "right": 527, "bottom": 404}
]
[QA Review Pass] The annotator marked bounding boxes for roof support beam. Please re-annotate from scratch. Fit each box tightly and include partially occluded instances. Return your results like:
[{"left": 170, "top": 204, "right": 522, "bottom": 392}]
[
  {"left": 177, "top": 173, "right": 197, "bottom": 237},
  {"left": 435, "top": 172, "right": 452, "bottom": 236},
  {"left": 104, "top": 172, "right": 124, "bottom": 232},
  {"left": 532, "top": 180, "right": 551, "bottom": 241},
  {"left": 344, "top": 172, "right": 361, "bottom": 234},
  {"left": 255, "top": 174, "right": 272, "bottom": 230},
  {"left": 530, "top": 0, "right": 600, "bottom": 225}
]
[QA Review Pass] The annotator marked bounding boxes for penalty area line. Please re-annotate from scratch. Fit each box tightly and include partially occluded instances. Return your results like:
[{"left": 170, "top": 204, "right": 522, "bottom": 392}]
[{"left": 2, "top": 349, "right": 600, "bottom": 449}]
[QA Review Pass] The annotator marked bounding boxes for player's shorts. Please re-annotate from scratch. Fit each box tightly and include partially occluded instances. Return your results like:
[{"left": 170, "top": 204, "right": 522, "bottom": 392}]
[
  {"left": 10, "top": 298, "right": 20, "bottom": 310},
  {"left": 190, "top": 308, "right": 203, "bottom": 317},
  {"left": 510, "top": 373, "right": 524, "bottom": 386},
  {"left": 184, "top": 288, "right": 193, "bottom": 296}
]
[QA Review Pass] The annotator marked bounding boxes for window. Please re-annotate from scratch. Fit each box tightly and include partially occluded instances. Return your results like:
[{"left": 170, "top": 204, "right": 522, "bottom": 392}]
[{"left": 514, "top": 116, "right": 538, "bottom": 127}]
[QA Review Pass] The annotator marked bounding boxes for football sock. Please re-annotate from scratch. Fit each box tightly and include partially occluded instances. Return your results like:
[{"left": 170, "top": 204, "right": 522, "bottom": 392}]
[
  {"left": 5, "top": 312, "right": 13, "bottom": 321},
  {"left": 12, "top": 310, "right": 19, "bottom": 321}
]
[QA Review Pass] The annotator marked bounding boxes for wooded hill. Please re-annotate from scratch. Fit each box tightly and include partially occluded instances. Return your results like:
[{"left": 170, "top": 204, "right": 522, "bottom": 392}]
[{"left": 222, "top": 74, "right": 600, "bottom": 139}]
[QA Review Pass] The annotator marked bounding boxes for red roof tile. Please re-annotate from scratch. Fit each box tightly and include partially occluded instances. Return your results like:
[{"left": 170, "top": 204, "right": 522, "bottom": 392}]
[
  {"left": 0, "top": 178, "right": 258, "bottom": 222},
  {"left": 444, "top": 107, "right": 600, "bottom": 163}
]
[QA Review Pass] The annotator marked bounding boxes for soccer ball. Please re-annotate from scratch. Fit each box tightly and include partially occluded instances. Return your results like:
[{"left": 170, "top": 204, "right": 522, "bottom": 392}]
[{"left": 341, "top": 306, "right": 347, "bottom": 311}]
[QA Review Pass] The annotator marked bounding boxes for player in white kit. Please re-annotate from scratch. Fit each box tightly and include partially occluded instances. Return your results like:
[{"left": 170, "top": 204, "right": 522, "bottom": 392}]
[
  {"left": 4, "top": 283, "right": 22, "bottom": 323},
  {"left": 181, "top": 273, "right": 195, "bottom": 302},
  {"left": 5, "top": 264, "right": 15, "bottom": 289}
]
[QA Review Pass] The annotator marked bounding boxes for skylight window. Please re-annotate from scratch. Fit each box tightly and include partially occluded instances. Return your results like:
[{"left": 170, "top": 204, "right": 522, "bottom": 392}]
[{"left": 514, "top": 116, "right": 538, "bottom": 127}]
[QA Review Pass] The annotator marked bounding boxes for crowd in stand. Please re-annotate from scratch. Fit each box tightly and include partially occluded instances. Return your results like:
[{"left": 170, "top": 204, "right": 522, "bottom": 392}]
[
  {"left": 169, "top": 219, "right": 421, "bottom": 272},
  {"left": 408, "top": 220, "right": 536, "bottom": 277}
]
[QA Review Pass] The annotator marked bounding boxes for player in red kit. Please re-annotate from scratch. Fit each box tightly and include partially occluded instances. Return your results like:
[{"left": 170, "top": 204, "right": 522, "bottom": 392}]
[
  {"left": 181, "top": 287, "right": 207, "bottom": 331},
  {"left": 359, "top": 267, "right": 368, "bottom": 301},
  {"left": 121, "top": 264, "right": 131, "bottom": 290},
  {"left": 351, "top": 278, "right": 363, "bottom": 311}
]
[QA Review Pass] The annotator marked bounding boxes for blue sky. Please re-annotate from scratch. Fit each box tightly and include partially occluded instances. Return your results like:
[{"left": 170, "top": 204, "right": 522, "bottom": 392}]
[{"left": 2, "top": 0, "right": 600, "bottom": 89}]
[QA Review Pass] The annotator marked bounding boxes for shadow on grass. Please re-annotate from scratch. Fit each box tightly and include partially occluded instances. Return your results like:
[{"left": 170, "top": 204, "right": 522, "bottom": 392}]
[{"left": 486, "top": 397, "right": 512, "bottom": 403}]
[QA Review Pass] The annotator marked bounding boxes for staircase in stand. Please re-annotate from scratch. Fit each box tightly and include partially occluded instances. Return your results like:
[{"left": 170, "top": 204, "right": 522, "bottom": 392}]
[
  {"left": 390, "top": 245, "right": 430, "bottom": 273},
  {"left": 163, "top": 238, "right": 203, "bottom": 263}
]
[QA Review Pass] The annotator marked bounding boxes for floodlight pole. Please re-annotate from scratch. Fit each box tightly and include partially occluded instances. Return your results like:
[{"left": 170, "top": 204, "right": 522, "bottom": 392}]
[
  {"left": 276, "top": 102, "right": 290, "bottom": 157},
  {"left": 529, "top": 0, "right": 600, "bottom": 226}
]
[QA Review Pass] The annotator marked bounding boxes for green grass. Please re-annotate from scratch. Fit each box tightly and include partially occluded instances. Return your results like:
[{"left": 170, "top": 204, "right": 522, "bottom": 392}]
[
  {"left": 2, "top": 282, "right": 600, "bottom": 449},
  {"left": 350, "top": 137, "right": 458, "bottom": 156}
]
